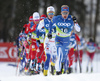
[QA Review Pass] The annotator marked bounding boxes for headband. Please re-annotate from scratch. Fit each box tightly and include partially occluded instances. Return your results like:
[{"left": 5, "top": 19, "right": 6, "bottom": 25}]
[{"left": 61, "top": 7, "right": 69, "bottom": 12}]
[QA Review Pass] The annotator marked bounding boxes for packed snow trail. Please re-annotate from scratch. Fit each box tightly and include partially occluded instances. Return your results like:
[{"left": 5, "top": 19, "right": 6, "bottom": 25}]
[{"left": 0, "top": 53, "right": 100, "bottom": 81}]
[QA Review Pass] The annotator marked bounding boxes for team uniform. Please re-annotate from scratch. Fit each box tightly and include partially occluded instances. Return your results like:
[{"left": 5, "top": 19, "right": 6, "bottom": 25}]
[
  {"left": 18, "top": 32, "right": 26, "bottom": 73},
  {"left": 37, "top": 17, "right": 57, "bottom": 75},
  {"left": 49, "top": 15, "right": 74, "bottom": 74},
  {"left": 66, "top": 32, "right": 77, "bottom": 73},
  {"left": 29, "top": 23, "right": 38, "bottom": 72},
  {"left": 36, "top": 25, "right": 46, "bottom": 73},
  {"left": 86, "top": 41, "right": 97, "bottom": 72},
  {"left": 23, "top": 41, "right": 31, "bottom": 72}
]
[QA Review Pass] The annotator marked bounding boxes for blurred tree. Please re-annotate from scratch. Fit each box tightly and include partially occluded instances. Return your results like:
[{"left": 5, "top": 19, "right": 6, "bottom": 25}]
[
  {"left": 14, "top": 0, "right": 39, "bottom": 41},
  {"left": 94, "top": 0, "right": 100, "bottom": 42},
  {"left": 89, "top": 0, "right": 93, "bottom": 37},
  {"left": 0, "top": 0, "right": 13, "bottom": 42}
]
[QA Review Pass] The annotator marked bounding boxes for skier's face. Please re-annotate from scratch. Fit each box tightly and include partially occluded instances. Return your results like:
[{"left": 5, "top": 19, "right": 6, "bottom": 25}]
[
  {"left": 34, "top": 19, "right": 40, "bottom": 25},
  {"left": 61, "top": 11, "right": 69, "bottom": 19},
  {"left": 47, "top": 11, "right": 54, "bottom": 20}
]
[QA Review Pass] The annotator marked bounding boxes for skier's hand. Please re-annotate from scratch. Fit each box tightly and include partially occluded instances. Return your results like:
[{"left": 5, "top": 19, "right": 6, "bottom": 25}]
[
  {"left": 73, "top": 16, "right": 77, "bottom": 23},
  {"left": 47, "top": 33, "right": 52, "bottom": 39},
  {"left": 37, "top": 40, "right": 41, "bottom": 44},
  {"left": 36, "top": 38, "right": 41, "bottom": 47}
]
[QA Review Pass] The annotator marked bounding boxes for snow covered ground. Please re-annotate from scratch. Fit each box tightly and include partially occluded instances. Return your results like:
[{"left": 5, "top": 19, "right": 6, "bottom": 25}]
[{"left": 0, "top": 53, "right": 100, "bottom": 81}]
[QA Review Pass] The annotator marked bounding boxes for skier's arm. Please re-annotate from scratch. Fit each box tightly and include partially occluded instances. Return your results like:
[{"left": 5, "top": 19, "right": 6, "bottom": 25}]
[
  {"left": 49, "top": 16, "right": 56, "bottom": 34},
  {"left": 72, "top": 16, "right": 81, "bottom": 32},
  {"left": 36, "top": 20, "right": 44, "bottom": 45},
  {"left": 36, "top": 20, "right": 44, "bottom": 39},
  {"left": 48, "top": 16, "right": 56, "bottom": 39}
]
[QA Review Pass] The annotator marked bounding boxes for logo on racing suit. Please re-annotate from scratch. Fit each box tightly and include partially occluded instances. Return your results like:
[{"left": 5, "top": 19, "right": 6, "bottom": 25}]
[
  {"left": 57, "top": 22, "right": 71, "bottom": 27},
  {"left": 46, "top": 24, "right": 49, "bottom": 27}
]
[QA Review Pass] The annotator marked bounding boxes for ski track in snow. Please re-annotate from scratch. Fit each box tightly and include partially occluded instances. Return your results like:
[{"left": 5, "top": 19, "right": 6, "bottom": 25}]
[{"left": 0, "top": 53, "right": 100, "bottom": 81}]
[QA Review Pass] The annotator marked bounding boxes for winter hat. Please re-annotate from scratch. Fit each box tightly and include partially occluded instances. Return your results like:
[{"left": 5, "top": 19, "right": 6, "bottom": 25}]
[
  {"left": 40, "top": 14, "right": 47, "bottom": 20},
  {"left": 29, "top": 16, "right": 33, "bottom": 22},
  {"left": 47, "top": 6, "right": 55, "bottom": 13},
  {"left": 33, "top": 12, "right": 40, "bottom": 20}
]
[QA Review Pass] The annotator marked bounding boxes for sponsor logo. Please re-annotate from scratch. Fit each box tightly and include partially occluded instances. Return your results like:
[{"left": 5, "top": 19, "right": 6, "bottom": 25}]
[
  {"left": 0, "top": 47, "right": 17, "bottom": 58},
  {"left": 68, "top": 18, "right": 71, "bottom": 20},
  {"left": 0, "top": 43, "right": 17, "bottom": 62},
  {"left": 57, "top": 22, "right": 71, "bottom": 27},
  {"left": 0, "top": 47, "right": 8, "bottom": 58},
  {"left": 46, "top": 24, "right": 49, "bottom": 27},
  {"left": 39, "top": 29, "right": 45, "bottom": 32}
]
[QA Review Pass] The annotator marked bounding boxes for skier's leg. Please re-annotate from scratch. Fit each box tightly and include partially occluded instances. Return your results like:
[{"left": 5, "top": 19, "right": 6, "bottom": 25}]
[
  {"left": 43, "top": 38, "right": 51, "bottom": 76},
  {"left": 55, "top": 47, "right": 63, "bottom": 75}
]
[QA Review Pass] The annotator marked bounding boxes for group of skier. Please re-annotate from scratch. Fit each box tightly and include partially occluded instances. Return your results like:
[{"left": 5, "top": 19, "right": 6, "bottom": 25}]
[{"left": 16, "top": 5, "right": 98, "bottom": 76}]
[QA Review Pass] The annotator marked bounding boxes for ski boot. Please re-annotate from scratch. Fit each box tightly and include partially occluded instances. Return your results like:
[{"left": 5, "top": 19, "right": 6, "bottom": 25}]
[
  {"left": 56, "top": 71, "right": 61, "bottom": 75},
  {"left": 61, "top": 63, "right": 64, "bottom": 74},
  {"left": 42, "top": 62, "right": 44, "bottom": 73},
  {"left": 43, "top": 70, "right": 48, "bottom": 76},
  {"left": 67, "top": 67, "right": 72, "bottom": 74},
  {"left": 91, "top": 67, "right": 93, "bottom": 73},
  {"left": 51, "top": 65, "right": 55, "bottom": 75},
  {"left": 75, "top": 67, "right": 77, "bottom": 73},
  {"left": 86, "top": 67, "right": 88, "bottom": 73}
]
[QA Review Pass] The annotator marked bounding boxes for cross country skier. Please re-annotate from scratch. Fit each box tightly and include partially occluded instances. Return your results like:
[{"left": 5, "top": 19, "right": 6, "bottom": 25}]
[
  {"left": 25, "top": 16, "right": 33, "bottom": 44},
  {"left": 35, "top": 14, "right": 47, "bottom": 74},
  {"left": 36, "top": 6, "right": 57, "bottom": 76},
  {"left": 29, "top": 12, "right": 40, "bottom": 74},
  {"left": 86, "top": 38, "right": 97, "bottom": 72},
  {"left": 23, "top": 40, "right": 31, "bottom": 73},
  {"left": 22, "top": 16, "right": 34, "bottom": 74},
  {"left": 66, "top": 32, "right": 77, "bottom": 74},
  {"left": 48, "top": 5, "right": 80, "bottom": 75},
  {"left": 18, "top": 30, "right": 26, "bottom": 73}
]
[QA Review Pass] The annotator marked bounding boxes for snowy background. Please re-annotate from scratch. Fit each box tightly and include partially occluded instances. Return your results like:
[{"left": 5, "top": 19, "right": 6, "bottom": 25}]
[{"left": 0, "top": 53, "right": 100, "bottom": 81}]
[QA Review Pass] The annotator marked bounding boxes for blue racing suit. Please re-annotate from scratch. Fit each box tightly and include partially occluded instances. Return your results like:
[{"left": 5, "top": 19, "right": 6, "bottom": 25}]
[{"left": 49, "top": 15, "right": 74, "bottom": 72}]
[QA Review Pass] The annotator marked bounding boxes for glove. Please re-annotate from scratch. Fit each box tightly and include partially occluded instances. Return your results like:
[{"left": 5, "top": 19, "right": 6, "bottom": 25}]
[
  {"left": 47, "top": 33, "right": 52, "bottom": 39},
  {"left": 36, "top": 40, "right": 41, "bottom": 45},
  {"left": 73, "top": 16, "right": 77, "bottom": 23}
]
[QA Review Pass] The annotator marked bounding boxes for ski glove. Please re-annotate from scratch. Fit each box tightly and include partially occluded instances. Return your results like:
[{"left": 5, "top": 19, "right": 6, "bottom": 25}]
[
  {"left": 47, "top": 33, "right": 52, "bottom": 39},
  {"left": 36, "top": 40, "right": 41, "bottom": 45},
  {"left": 73, "top": 16, "right": 77, "bottom": 23}
]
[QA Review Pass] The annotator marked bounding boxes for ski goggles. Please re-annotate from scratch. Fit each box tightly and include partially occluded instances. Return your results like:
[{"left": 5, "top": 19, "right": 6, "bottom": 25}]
[
  {"left": 61, "top": 7, "right": 69, "bottom": 12},
  {"left": 34, "top": 19, "right": 40, "bottom": 21},
  {"left": 47, "top": 12, "right": 54, "bottom": 15},
  {"left": 62, "top": 12, "right": 69, "bottom": 15}
]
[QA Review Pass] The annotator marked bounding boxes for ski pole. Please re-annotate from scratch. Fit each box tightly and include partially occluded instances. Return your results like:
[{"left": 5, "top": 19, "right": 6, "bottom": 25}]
[
  {"left": 76, "top": 40, "right": 82, "bottom": 73},
  {"left": 16, "top": 56, "right": 20, "bottom": 76},
  {"left": 39, "top": 39, "right": 50, "bottom": 59}
]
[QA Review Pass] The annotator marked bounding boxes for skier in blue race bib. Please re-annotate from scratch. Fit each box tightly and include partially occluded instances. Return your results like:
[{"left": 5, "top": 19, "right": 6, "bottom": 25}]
[{"left": 48, "top": 5, "right": 81, "bottom": 75}]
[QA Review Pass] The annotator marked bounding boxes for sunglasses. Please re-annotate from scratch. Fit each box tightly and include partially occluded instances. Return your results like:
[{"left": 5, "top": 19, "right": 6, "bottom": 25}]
[
  {"left": 34, "top": 19, "right": 40, "bottom": 21},
  {"left": 62, "top": 12, "right": 69, "bottom": 15},
  {"left": 47, "top": 13, "right": 54, "bottom": 15}
]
